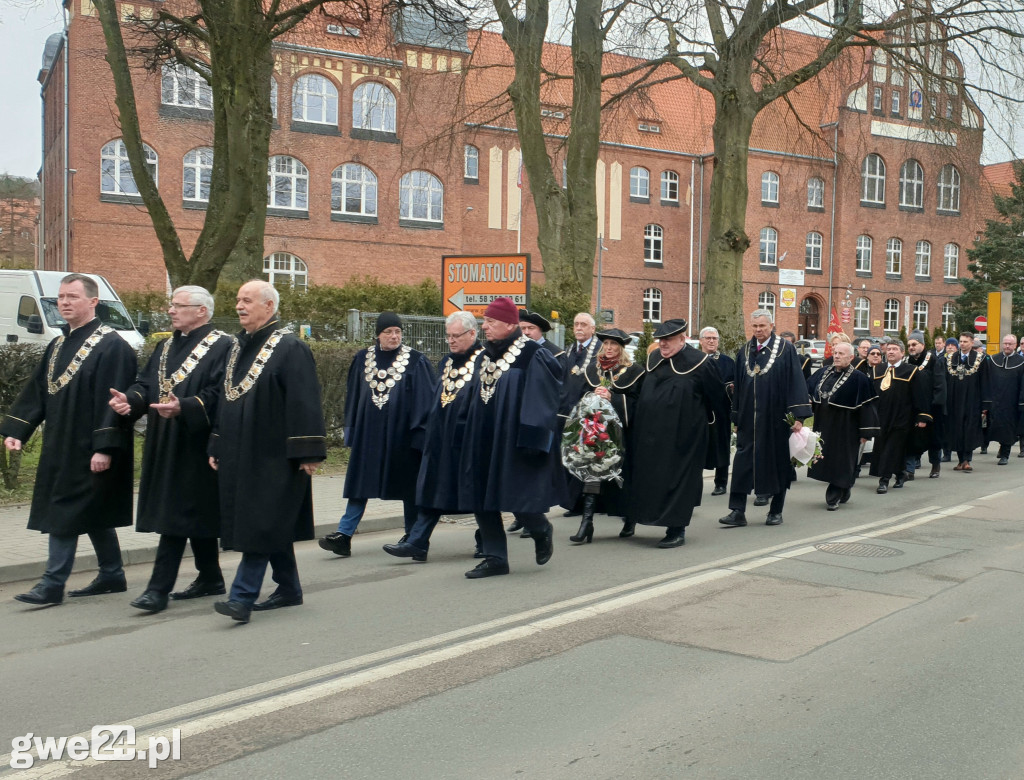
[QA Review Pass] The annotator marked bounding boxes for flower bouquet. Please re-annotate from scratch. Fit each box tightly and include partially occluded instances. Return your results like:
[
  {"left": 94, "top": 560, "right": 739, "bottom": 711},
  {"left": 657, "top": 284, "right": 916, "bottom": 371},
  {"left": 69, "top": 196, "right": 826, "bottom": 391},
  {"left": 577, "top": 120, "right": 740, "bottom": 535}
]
[
  {"left": 785, "top": 412, "right": 823, "bottom": 467},
  {"left": 561, "top": 392, "right": 625, "bottom": 487}
]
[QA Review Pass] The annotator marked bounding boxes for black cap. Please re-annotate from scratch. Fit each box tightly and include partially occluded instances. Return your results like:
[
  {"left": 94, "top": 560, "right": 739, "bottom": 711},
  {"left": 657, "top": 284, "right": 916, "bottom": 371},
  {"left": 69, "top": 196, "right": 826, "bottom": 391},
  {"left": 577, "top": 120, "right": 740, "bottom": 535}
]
[
  {"left": 653, "top": 319, "right": 687, "bottom": 339},
  {"left": 518, "top": 309, "right": 551, "bottom": 332},
  {"left": 596, "top": 327, "right": 629, "bottom": 346},
  {"left": 375, "top": 311, "right": 403, "bottom": 336}
]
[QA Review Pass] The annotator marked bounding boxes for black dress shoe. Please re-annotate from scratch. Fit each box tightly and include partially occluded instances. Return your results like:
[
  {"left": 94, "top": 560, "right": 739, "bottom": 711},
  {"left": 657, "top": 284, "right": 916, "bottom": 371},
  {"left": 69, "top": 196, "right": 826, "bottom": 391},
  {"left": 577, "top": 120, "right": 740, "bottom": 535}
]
[
  {"left": 253, "top": 591, "right": 303, "bottom": 611},
  {"left": 941, "top": 454, "right": 951, "bottom": 462},
  {"left": 562, "top": 509, "right": 582, "bottom": 518},
  {"left": 473, "top": 549, "right": 486, "bottom": 559},
  {"left": 893, "top": 476, "right": 905, "bottom": 489},
  {"left": 765, "top": 513, "right": 783, "bottom": 526},
  {"left": 904, "top": 472, "right": 915, "bottom": 481},
  {"left": 753, "top": 495, "right": 770, "bottom": 507},
  {"left": 319, "top": 532, "right": 352, "bottom": 557},
  {"left": 214, "top": 600, "right": 252, "bottom": 623},
  {"left": 657, "top": 528, "right": 686, "bottom": 548},
  {"left": 130, "top": 590, "right": 168, "bottom": 613},
  {"left": 506, "top": 520, "right": 524, "bottom": 533},
  {"left": 826, "top": 502, "right": 839, "bottom": 511},
  {"left": 929, "top": 465, "right": 940, "bottom": 478},
  {"left": 998, "top": 456, "right": 1009, "bottom": 465},
  {"left": 169, "top": 578, "right": 226, "bottom": 600},
  {"left": 619, "top": 520, "right": 636, "bottom": 538},
  {"left": 14, "top": 583, "right": 63, "bottom": 606},
  {"left": 465, "top": 559, "right": 510, "bottom": 579},
  {"left": 382, "top": 541, "right": 428, "bottom": 562},
  {"left": 980, "top": 447, "right": 988, "bottom": 455},
  {"left": 68, "top": 576, "right": 127, "bottom": 597},
  {"left": 711, "top": 485, "right": 726, "bottom": 496},
  {"left": 520, "top": 527, "right": 531, "bottom": 538},
  {"left": 1018, "top": 450, "right": 1024, "bottom": 458},
  {"left": 719, "top": 510, "right": 747, "bottom": 527},
  {"left": 531, "top": 522, "right": 554, "bottom": 565},
  {"left": 877, "top": 481, "right": 888, "bottom": 494}
]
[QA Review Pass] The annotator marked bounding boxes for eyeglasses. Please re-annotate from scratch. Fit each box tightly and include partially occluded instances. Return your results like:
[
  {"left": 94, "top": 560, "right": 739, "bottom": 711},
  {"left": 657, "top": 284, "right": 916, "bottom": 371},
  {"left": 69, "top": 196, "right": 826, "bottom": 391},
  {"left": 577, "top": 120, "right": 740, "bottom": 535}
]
[{"left": 446, "top": 331, "right": 472, "bottom": 341}]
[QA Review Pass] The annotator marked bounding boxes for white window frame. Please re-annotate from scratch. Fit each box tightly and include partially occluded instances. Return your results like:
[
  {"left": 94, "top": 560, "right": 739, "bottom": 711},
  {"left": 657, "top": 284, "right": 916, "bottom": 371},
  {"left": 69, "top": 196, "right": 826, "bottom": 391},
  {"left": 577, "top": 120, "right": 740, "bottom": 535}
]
[
  {"left": 267, "top": 155, "right": 309, "bottom": 211},
  {"left": 292, "top": 73, "right": 338, "bottom": 125},
  {"left": 899, "top": 159, "right": 924, "bottom": 208},
  {"left": 861, "top": 154, "right": 886, "bottom": 204},
  {"left": 913, "top": 300, "right": 929, "bottom": 331},
  {"left": 761, "top": 171, "right": 780, "bottom": 204},
  {"left": 759, "top": 227, "right": 778, "bottom": 266},
  {"left": 942, "top": 302, "right": 956, "bottom": 331},
  {"left": 183, "top": 147, "right": 213, "bottom": 203},
  {"left": 630, "top": 167, "right": 650, "bottom": 199},
  {"left": 805, "top": 232, "right": 823, "bottom": 270},
  {"left": 854, "top": 297, "right": 870, "bottom": 331},
  {"left": 886, "top": 237, "right": 902, "bottom": 275},
  {"left": 884, "top": 298, "right": 900, "bottom": 332},
  {"left": 661, "top": 170, "right": 679, "bottom": 202},
  {"left": 856, "top": 235, "right": 873, "bottom": 273},
  {"left": 944, "top": 243, "right": 959, "bottom": 279},
  {"left": 873, "top": 87, "right": 883, "bottom": 111},
  {"left": 400, "top": 170, "right": 444, "bottom": 223},
  {"left": 643, "top": 287, "right": 662, "bottom": 323},
  {"left": 264, "top": 252, "right": 308, "bottom": 292},
  {"left": 915, "top": 240, "right": 931, "bottom": 277},
  {"left": 331, "top": 163, "right": 377, "bottom": 217},
  {"left": 644, "top": 224, "right": 663, "bottom": 264},
  {"left": 464, "top": 145, "right": 479, "bottom": 180},
  {"left": 161, "top": 63, "right": 212, "bottom": 109},
  {"left": 938, "top": 165, "right": 961, "bottom": 213},
  {"left": 100, "top": 139, "right": 158, "bottom": 196},
  {"left": 352, "top": 81, "right": 396, "bottom": 133},
  {"left": 758, "top": 291, "right": 776, "bottom": 320},
  {"left": 891, "top": 90, "right": 901, "bottom": 114},
  {"left": 807, "top": 177, "right": 824, "bottom": 208}
]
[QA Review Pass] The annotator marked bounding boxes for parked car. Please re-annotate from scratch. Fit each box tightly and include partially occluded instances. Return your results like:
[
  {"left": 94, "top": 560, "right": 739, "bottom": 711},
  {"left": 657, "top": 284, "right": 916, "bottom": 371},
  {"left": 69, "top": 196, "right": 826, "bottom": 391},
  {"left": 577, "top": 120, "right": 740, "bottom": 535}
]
[
  {"left": 624, "top": 332, "right": 700, "bottom": 361},
  {"left": 795, "top": 339, "right": 827, "bottom": 367}
]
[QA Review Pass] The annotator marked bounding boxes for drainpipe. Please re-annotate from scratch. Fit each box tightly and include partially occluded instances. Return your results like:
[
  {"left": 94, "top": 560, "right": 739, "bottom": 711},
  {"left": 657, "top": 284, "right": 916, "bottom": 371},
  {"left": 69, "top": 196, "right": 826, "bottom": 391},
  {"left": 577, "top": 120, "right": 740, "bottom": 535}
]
[
  {"left": 688, "top": 159, "right": 695, "bottom": 329},
  {"left": 825, "top": 121, "right": 839, "bottom": 321}
]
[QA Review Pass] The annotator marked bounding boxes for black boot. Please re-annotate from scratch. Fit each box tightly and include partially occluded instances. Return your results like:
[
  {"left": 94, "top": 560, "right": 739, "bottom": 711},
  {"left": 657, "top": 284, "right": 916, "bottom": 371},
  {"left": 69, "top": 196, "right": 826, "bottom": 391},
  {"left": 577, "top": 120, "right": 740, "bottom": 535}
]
[{"left": 570, "top": 495, "right": 596, "bottom": 544}]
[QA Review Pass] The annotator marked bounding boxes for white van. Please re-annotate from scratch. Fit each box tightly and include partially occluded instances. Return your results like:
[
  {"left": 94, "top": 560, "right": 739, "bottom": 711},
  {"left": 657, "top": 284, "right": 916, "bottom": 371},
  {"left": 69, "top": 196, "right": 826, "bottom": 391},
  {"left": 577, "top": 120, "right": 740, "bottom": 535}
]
[{"left": 0, "top": 271, "right": 145, "bottom": 350}]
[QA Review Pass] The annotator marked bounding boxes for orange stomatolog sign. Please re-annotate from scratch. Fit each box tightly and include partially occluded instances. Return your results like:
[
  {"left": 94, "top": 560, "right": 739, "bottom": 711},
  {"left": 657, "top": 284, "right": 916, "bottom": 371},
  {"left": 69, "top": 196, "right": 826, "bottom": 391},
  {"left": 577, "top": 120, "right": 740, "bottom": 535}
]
[{"left": 442, "top": 254, "right": 531, "bottom": 316}]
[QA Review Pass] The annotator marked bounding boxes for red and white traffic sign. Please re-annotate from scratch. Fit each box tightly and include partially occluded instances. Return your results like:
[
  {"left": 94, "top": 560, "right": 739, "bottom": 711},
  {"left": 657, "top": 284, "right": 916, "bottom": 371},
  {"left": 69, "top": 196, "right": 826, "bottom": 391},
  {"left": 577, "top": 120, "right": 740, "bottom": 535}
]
[{"left": 974, "top": 315, "right": 987, "bottom": 332}]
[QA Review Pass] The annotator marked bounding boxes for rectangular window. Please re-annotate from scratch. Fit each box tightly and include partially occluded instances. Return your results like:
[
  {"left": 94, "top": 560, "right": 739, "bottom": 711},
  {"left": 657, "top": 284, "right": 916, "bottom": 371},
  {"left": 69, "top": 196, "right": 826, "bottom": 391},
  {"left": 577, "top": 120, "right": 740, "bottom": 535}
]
[
  {"left": 873, "top": 87, "right": 883, "bottom": 111},
  {"left": 891, "top": 90, "right": 901, "bottom": 114}
]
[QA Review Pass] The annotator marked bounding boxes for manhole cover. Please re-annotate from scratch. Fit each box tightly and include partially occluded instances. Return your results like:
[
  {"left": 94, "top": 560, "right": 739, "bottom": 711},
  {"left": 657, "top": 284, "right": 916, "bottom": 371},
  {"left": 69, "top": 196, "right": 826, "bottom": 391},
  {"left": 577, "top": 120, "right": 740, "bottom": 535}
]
[{"left": 814, "top": 542, "right": 904, "bottom": 558}]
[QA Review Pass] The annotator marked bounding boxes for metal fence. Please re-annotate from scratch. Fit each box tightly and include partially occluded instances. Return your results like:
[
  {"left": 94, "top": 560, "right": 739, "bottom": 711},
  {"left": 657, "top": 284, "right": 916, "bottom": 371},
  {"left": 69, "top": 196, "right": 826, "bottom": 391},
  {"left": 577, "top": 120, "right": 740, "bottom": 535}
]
[{"left": 351, "top": 311, "right": 449, "bottom": 363}]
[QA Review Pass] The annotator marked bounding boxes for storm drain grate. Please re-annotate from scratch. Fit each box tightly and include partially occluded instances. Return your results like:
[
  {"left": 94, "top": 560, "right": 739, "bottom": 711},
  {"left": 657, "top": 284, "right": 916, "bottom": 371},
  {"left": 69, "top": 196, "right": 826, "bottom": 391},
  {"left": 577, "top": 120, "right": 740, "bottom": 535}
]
[{"left": 814, "top": 542, "right": 905, "bottom": 558}]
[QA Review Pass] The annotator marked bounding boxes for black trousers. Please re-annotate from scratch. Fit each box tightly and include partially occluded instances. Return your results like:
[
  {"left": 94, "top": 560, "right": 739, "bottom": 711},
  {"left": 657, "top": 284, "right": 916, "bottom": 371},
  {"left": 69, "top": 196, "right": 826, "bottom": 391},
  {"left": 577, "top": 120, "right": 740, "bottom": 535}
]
[
  {"left": 714, "top": 464, "right": 729, "bottom": 489},
  {"left": 729, "top": 490, "right": 786, "bottom": 515},
  {"left": 825, "top": 484, "right": 849, "bottom": 505},
  {"left": 146, "top": 535, "right": 222, "bottom": 594},
  {"left": 475, "top": 511, "right": 549, "bottom": 564}
]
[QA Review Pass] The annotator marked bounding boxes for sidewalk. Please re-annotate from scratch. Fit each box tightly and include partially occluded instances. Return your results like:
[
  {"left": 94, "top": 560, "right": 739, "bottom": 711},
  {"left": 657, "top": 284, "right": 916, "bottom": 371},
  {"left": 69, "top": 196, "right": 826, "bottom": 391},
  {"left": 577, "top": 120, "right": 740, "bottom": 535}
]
[{"left": 0, "top": 473, "right": 409, "bottom": 585}]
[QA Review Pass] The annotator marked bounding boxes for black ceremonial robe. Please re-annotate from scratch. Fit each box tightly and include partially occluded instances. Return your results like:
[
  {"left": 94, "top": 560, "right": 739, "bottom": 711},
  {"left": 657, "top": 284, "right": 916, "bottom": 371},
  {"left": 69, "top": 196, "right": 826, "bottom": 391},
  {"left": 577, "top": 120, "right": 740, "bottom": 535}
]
[
  {"left": 458, "top": 332, "right": 563, "bottom": 513},
  {"left": 630, "top": 347, "right": 729, "bottom": 527},
  {"left": 343, "top": 343, "right": 434, "bottom": 502},
  {"left": 539, "top": 338, "right": 565, "bottom": 359},
  {"left": 210, "top": 321, "right": 326, "bottom": 554},
  {"left": 982, "top": 353, "right": 1024, "bottom": 446},
  {"left": 416, "top": 342, "right": 483, "bottom": 513},
  {"left": 942, "top": 351, "right": 986, "bottom": 453},
  {"left": 730, "top": 335, "right": 813, "bottom": 497},
  {"left": 126, "top": 324, "right": 231, "bottom": 538},
  {"left": 0, "top": 318, "right": 136, "bottom": 535},
  {"left": 807, "top": 365, "right": 878, "bottom": 489},
  {"left": 706, "top": 352, "right": 736, "bottom": 470},
  {"left": 868, "top": 362, "right": 931, "bottom": 480},
  {"left": 906, "top": 349, "right": 947, "bottom": 458},
  {"left": 558, "top": 338, "right": 599, "bottom": 418}
]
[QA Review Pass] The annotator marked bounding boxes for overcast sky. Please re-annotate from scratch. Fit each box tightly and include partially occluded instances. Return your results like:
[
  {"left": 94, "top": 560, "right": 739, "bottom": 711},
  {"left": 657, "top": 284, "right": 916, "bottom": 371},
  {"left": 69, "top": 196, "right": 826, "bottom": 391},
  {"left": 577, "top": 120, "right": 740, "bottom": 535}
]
[{"left": 0, "top": 0, "right": 1019, "bottom": 181}]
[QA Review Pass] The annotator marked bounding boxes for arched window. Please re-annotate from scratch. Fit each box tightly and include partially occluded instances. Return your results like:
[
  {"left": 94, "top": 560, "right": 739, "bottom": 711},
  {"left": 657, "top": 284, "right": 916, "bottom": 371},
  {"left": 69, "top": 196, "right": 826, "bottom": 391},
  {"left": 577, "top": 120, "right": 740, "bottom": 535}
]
[
  {"left": 884, "top": 298, "right": 900, "bottom": 331},
  {"left": 464, "top": 145, "right": 479, "bottom": 181},
  {"left": 913, "top": 300, "right": 929, "bottom": 331},
  {"left": 861, "top": 154, "right": 886, "bottom": 204},
  {"left": 400, "top": 170, "right": 443, "bottom": 223},
  {"left": 942, "top": 302, "right": 956, "bottom": 331},
  {"left": 661, "top": 171, "right": 679, "bottom": 202},
  {"left": 642, "top": 288, "right": 662, "bottom": 323},
  {"left": 915, "top": 240, "right": 931, "bottom": 277},
  {"left": 805, "top": 232, "right": 823, "bottom": 270},
  {"left": 758, "top": 291, "right": 776, "bottom": 319},
  {"left": 938, "top": 165, "right": 961, "bottom": 213},
  {"left": 761, "top": 171, "right": 779, "bottom": 204},
  {"left": 264, "top": 252, "right": 308, "bottom": 292},
  {"left": 183, "top": 147, "right": 213, "bottom": 203},
  {"left": 267, "top": 155, "right": 308, "bottom": 210},
  {"left": 292, "top": 73, "right": 338, "bottom": 125},
  {"left": 856, "top": 235, "right": 873, "bottom": 273},
  {"left": 630, "top": 167, "right": 650, "bottom": 199},
  {"left": 807, "top": 177, "right": 824, "bottom": 208},
  {"left": 352, "top": 81, "right": 396, "bottom": 132},
  {"left": 100, "top": 139, "right": 157, "bottom": 196},
  {"left": 759, "top": 227, "right": 778, "bottom": 266},
  {"left": 854, "top": 297, "right": 870, "bottom": 331},
  {"left": 644, "top": 224, "right": 663, "bottom": 263},
  {"left": 944, "top": 243, "right": 959, "bottom": 279},
  {"left": 331, "top": 163, "right": 377, "bottom": 217},
  {"left": 886, "top": 237, "right": 902, "bottom": 275},
  {"left": 161, "top": 63, "right": 212, "bottom": 109},
  {"left": 899, "top": 160, "right": 924, "bottom": 208}
]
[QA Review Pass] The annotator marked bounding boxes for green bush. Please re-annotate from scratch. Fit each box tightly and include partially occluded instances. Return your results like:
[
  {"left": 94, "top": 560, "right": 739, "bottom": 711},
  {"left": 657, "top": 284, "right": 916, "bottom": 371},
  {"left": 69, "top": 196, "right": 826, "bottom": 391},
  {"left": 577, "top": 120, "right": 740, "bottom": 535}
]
[
  {"left": 309, "top": 341, "right": 364, "bottom": 445},
  {"left": 0, "top": 344, "right": 45, "bottom": 489}
]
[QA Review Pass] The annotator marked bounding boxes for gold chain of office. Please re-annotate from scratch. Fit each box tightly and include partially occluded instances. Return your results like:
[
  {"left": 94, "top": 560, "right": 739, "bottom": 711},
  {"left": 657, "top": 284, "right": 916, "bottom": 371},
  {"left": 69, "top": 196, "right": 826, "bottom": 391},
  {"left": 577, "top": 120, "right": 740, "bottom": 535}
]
[
  {"left": 46, "top": 326, "right": 114, "bottom": 395},
  {"left": 223, "top": 328, "right": 289, "bottom": 402},
  {"left": 158, "top": 331, "right": 227, "bottom": 403}
]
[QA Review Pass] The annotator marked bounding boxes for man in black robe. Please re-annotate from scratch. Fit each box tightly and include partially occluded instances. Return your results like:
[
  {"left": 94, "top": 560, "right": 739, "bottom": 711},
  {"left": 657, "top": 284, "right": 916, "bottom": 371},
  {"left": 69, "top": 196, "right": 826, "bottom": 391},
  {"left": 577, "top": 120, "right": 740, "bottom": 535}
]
[
  {"left": 2, "top": 273, "right": 136, "bottom": 605},
  {"left": 869, "top": 340, "right": 931, "bottom": 493},
  {"left": 807, "top": 342, "right": 878, "bottom": 509},
  {"left": 698, "top": 326, "right": 735, "bottom": 497},
  {"left": 459, "top": 297, "right": 562, "bottom": 578},
  {"left": 904, "top": 330, "right": 947, "bottom": 480},
  {"left": 318, "top": 312, "right": 434, "bottom": 557},
  {"left": 557, "top": 311, "right": 599, "bottom": 517},
  {"left": 630, "top": 319, "right": 728, "bottom": 547},
  {"left": 720, "top": 309, "right": 811, "bottom": 528},
  {"left": 210, "top": 281, "right": 326, "bottom": 623},
  {"left": 109, "top": 286, "right": 231, "bottom": 612},
  {"left": 942, "top": 332, "right": 987, "bottom": 471},
  {"left": 519, "top": 309, "right": 564, "bottom": 358},
  {"left": 383, "top": 311, "right": 483, "bottom": 561},
  {"left": 982, "top": 334, "right": 1024, "bottom": 465}
]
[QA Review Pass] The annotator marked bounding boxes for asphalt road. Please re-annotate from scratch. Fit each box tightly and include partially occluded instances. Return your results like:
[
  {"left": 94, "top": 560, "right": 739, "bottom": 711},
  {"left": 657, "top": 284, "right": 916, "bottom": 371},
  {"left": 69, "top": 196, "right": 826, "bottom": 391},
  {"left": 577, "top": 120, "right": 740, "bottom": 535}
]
[{"left": 2, "top": 463, "right": 1023, "bottom": 779}]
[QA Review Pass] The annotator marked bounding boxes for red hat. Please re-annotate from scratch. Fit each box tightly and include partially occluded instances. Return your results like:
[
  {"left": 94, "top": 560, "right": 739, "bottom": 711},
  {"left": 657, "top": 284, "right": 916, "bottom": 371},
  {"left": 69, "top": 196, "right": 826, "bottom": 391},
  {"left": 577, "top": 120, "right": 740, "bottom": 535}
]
[{"left": 484, "top": 297, "right": 520, "bottom": 325}]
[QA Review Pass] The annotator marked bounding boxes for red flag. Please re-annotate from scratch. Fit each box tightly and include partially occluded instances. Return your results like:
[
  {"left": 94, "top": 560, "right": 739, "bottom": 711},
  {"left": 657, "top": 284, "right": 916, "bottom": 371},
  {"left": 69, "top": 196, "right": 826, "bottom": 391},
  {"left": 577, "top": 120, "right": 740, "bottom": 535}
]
[{"left": 824, "top": 307, "right": 843, "bottom": 358}]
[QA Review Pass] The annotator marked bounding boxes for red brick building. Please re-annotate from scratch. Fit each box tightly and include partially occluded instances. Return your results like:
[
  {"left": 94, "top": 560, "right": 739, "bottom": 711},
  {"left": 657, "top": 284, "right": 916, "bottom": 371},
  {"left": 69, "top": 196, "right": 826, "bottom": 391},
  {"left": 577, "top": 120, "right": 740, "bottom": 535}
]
[{"left": 37, "top": 1, "right": 998, "bottom": 337}]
